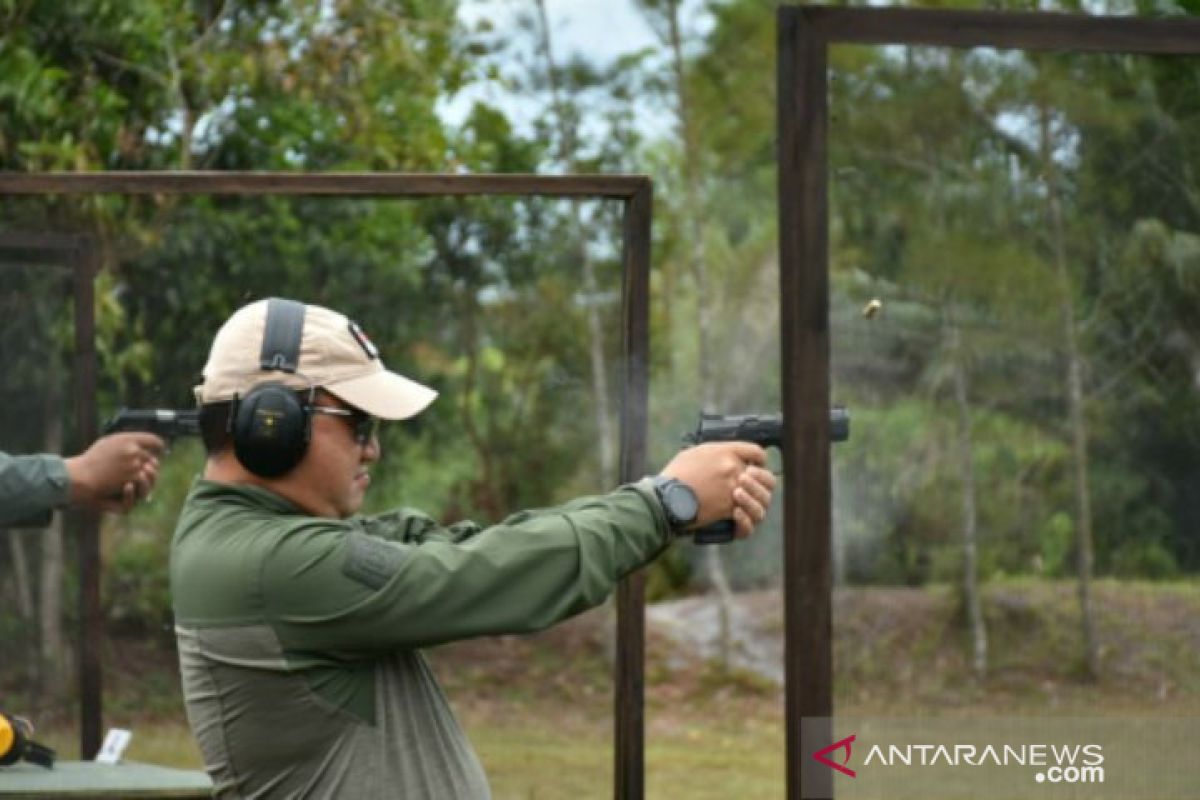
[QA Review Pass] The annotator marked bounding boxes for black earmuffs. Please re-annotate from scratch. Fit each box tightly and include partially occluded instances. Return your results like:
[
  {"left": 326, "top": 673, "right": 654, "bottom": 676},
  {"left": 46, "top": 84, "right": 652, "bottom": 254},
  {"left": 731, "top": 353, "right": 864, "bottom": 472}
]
[
  {"left": 229, "top": 298, "right": 313, "bottom": 478},
  {"left": 0, "top": 712, "right": 55, "bottom": 769}
]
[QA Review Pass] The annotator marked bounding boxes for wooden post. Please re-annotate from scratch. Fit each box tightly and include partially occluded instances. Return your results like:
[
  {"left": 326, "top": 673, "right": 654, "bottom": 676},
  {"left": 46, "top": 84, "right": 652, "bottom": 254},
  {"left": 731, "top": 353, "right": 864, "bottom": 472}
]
[
  {"left": 615, "top": 181, "right": 652, "bottom": 800},
  {"left": 778, "top": 8, "right": 832, "bottom": 799},
  {"left": 74, "top": 238, "right": 101, "bottom": 757}
]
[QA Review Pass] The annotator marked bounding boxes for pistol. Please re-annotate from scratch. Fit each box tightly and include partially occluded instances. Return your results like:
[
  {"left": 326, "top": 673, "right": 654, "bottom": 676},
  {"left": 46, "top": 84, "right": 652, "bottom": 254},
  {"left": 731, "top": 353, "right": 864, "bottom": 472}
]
[
  {"left": 683, "top": 407, "right": 849, "bottom": 544},
  {"left": 103, "top": 408, "right": 201, "bottom": 440}
]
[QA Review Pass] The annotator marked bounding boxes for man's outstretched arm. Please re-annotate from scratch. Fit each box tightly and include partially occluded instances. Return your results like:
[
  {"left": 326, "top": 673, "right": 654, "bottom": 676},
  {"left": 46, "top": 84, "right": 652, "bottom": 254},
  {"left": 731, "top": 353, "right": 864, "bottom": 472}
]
[{"left": 0, "top": 432, "right": 164, "bottom": 527}]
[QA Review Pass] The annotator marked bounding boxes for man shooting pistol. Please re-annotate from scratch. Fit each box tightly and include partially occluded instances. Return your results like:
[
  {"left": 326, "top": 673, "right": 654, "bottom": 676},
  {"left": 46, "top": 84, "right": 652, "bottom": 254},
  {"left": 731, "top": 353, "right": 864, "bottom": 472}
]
[{"left": 684, "top": 407, "right": 849, "bottom": 544}]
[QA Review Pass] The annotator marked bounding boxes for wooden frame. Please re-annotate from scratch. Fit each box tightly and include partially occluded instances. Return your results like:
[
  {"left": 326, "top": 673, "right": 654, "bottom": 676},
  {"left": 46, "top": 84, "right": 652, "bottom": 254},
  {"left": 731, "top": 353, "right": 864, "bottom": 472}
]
[
  {"left": 778, "top": 7, "right": 1200, "bottom": 799},
  {"left": 0, "top": 232, "right": 99, "bottom": 756},
  {"left": 0, "top": 173, "right": 653, "bottom": 795}
]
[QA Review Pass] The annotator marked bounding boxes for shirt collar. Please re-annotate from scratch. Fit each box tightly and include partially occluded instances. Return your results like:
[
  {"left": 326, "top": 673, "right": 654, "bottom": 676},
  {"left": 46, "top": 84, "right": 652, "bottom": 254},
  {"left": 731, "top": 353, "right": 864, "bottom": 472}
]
[{"left": 188, "top": 478, "right": 309, "bottom": 516}]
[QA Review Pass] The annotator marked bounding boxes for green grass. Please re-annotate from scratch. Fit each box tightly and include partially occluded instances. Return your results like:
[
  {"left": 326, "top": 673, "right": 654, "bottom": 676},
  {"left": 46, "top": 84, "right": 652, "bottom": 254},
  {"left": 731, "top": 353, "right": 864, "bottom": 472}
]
[
  {"left": 38, "top": 720, "right": 204, "bottom": 770},
  {"left": 12, "top": 579, "right": 1199, "bottom": 797},
  {"left": 36, "top": 712, "right": 785, "bottom": 799}
]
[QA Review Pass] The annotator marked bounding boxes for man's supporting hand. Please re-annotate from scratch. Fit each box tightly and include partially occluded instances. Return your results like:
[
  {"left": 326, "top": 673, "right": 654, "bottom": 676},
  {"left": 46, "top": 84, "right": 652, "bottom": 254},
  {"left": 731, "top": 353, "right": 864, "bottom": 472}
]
[
  {"left": 65, "top": 432, "right": 166, "bottom": 514},
  {"left": 659, "top": 441, "right": 777, "bottom": 539}
]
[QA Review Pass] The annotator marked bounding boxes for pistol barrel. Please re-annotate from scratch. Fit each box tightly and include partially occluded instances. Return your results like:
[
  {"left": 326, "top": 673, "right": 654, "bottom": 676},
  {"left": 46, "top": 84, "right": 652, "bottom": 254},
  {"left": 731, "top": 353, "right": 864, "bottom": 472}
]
[
  {"left": 688, "top": 407, "right": 849, "bottom": 447},
  {"left": 104, "top": 408, "right": 201, "bottom": 438}
]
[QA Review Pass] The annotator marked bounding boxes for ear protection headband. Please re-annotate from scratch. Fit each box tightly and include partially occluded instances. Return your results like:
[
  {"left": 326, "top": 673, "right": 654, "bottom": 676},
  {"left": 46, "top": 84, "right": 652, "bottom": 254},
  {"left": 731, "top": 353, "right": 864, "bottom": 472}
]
[{"left": 230, "top": 298, "right": 312, "bottom": 478}]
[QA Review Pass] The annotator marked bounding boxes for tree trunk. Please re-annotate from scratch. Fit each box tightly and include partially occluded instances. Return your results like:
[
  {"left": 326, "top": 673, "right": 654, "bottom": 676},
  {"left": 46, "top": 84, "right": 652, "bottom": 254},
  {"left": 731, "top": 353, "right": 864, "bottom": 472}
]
[
  {"left": 581, "top": 253, "right": 616, "bottom": 486},
  {"left": 9, "top": 531, "right": 35, "bottom": 622},
  {"left": 654, "top": 0, "right": 737, "bottom": 671},
  {"left": 1040, "top": 108, "right": 1100, "bottom": 680},
  {"left": 455, "top": 288, "right": 503, "bottom": 518},
  {"left": 8, "top": 529, "right": 39, "bottom": 683},
  {"left": 1063, "top": 321, "right": 1099, "bottom": 678},
  {"left": 949, "top": 321, "right": 987, "bottom": 679}
]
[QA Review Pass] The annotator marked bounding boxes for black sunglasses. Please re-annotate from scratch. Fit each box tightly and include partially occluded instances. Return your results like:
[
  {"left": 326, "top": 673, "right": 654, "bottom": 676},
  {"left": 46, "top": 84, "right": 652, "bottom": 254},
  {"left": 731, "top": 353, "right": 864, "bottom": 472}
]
[{"left": 308, "top": 405, "right": 379, "bottom": 445}]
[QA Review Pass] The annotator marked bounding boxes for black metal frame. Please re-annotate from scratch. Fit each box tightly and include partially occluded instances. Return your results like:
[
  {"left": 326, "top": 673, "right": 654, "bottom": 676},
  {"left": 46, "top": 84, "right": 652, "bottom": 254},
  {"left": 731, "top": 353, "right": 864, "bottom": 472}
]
[
  {"left": 778, "top": 6, "right": 1200, "bottom": 799},
  {"left": 0, "top": 173, "right": 653, "bottom": 793}
]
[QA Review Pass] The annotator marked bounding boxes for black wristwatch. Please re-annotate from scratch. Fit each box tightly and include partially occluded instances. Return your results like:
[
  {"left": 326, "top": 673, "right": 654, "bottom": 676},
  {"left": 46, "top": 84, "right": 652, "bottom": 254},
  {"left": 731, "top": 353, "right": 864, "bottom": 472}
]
[{"left": 652, "top": 476, "right": 700, "bottom": 531}]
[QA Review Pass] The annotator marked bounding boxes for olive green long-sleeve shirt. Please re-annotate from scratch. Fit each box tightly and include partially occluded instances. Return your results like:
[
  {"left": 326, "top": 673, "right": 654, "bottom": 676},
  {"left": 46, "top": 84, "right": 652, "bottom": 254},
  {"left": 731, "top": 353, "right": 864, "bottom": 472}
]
[
  {"left": 170, "top": 478, "right": 671, "bottom": 799},
  {"left": 0, "top": 452, "right": 71, "bottom": 527}
]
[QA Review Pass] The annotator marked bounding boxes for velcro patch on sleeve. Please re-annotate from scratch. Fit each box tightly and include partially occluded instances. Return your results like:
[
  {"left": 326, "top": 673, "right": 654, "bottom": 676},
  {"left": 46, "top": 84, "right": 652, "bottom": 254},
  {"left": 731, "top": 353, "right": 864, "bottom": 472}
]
[{"left": 343, "top": 531, "right": 409, "bottom": 590}]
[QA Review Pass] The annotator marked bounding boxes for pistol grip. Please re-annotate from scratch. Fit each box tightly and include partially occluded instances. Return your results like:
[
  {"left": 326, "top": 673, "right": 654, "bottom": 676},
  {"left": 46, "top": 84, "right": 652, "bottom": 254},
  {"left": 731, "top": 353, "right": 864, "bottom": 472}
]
[{"left": 693, "top": 519, "right": 736, "bottom": 545}]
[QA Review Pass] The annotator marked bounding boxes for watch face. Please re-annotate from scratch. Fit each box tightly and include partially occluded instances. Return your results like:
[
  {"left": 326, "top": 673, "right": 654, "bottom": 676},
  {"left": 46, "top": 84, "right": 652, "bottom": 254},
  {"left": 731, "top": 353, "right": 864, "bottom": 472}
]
[{"left": 665, "top": 482, "right": 699, "bottom": 526}]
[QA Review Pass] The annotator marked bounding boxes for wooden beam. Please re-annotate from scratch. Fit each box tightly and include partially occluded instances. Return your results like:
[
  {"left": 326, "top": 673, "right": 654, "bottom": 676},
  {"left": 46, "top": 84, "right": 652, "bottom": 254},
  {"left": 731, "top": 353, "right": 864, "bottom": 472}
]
[
  {"left": 0, "top": 172, "right": 649, "bottom": 198},
  {"left": 811, "top": 6, "right": 1200, "bottom": 54}
]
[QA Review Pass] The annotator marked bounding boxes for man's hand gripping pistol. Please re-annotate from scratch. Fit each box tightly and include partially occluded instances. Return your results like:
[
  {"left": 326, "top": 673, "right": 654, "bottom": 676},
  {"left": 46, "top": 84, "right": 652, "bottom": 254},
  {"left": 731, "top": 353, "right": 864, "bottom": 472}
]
[{"left": 684, "top": 408, "right": 849, "bottom": 544}]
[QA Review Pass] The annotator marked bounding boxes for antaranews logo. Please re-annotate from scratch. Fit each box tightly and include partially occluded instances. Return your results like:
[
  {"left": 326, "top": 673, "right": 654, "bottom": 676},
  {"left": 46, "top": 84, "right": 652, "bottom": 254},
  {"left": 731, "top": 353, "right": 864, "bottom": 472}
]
[
  {"left": 812, "top": 734, "right": 857, "bottom": 778},
  {"left": 811, "top": 734, "right": 1105, "bottom": 786}
]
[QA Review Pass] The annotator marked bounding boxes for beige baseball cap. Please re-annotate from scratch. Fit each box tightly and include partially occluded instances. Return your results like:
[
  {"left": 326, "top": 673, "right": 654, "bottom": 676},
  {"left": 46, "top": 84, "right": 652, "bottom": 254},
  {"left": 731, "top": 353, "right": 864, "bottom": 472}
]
[{"left": 195, "top": 299, "right": 437, "bottom": 420}]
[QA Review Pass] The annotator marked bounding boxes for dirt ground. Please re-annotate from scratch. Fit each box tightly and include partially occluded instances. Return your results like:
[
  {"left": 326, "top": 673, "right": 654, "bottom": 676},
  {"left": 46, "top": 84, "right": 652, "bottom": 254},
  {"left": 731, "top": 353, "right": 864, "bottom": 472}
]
[{"left": 435, "top": 579, "right": 1200, "bottom": 721}]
